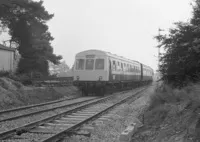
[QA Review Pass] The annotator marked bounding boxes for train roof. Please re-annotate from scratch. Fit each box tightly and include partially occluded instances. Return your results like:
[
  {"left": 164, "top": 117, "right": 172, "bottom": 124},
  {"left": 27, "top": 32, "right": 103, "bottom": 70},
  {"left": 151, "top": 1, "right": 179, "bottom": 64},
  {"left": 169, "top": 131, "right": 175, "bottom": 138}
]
[
  {"left": 76, "top": 49, "right": 139, "bottom": 63},
  {"left": 76, "top": 49, "right": 153, "bottom": 70},
  {"left": 142, "top": 64, "right": 153, "bottom": 71}
]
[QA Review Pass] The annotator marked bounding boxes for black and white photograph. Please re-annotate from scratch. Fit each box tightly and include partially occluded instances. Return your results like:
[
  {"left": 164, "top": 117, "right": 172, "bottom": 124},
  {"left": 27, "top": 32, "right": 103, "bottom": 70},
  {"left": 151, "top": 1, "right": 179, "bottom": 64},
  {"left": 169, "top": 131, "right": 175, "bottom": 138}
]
[{"left": 0, "top": 0, "right": 199, "bottom": 141}]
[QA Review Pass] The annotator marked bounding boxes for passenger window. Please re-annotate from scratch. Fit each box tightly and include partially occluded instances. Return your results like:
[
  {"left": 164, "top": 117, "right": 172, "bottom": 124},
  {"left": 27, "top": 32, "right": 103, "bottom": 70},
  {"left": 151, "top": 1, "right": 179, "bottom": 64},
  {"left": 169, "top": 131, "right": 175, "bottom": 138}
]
[
  {"left": 95, "top": 59, "right": 104, "bottom": 70},
  {"left": 76, "top": 59, "right": 85, "bottom": 70},
  {"left": 86, "top": 59, "right": 94, "bottom": 70},
  {"left": 124, "top": 64, "right": 127, "bottom": 71},
  {"left": 131, "top": 65, "right": 133, "bottom": 72},
  {"left": 112, "top": 60, "right": 116, "bottom": 70},
  {"left": 116, "top": 61, "right": 120, "bottom": 71},
  {"left": 121, "top": 63, "right": 123, "bottom": 70}
]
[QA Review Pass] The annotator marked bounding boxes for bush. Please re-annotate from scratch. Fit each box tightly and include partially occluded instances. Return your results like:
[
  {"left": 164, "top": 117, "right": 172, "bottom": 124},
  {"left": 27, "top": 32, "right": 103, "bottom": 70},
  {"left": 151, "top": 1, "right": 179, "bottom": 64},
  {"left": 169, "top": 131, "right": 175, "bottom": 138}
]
[
  {"left": 16, "top": 71, "right": 44, "bottom": 85},
  {"left": 0, "top": 71, "right": 20, "bottom": 81},
  {"left": 145, "top": 105, "right": 170, "bottom": 126},
  {"left": 149, "top": 85, "right": 179, "bottom": 110},
  {"left": 146, "top": 83, "right": 200, "bottom": 126}
]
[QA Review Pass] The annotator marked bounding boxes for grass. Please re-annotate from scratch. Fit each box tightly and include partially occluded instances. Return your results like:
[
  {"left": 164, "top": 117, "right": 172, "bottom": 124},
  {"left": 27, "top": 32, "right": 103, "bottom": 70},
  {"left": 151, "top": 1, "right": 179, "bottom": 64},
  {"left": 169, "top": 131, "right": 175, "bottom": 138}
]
[
  {"left": 0, "top": 77, "right": 81, "bottom": 109},
  {"left": 141, "top": 82, "right": 200, "bottom": 141}
]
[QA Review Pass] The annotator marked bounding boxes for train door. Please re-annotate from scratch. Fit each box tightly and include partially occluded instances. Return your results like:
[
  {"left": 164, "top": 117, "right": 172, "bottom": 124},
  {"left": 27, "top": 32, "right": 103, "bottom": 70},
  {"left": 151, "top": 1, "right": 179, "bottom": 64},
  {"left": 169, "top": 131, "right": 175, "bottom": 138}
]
[
  {"left": 120, "top": 63, "right": 124, "bottom": 81},
  {"left": 109, "top": 59, "right": 112, "bottom": 81},
  {"left": 140, "top": 64, "right": 143, "bottom": 81}
]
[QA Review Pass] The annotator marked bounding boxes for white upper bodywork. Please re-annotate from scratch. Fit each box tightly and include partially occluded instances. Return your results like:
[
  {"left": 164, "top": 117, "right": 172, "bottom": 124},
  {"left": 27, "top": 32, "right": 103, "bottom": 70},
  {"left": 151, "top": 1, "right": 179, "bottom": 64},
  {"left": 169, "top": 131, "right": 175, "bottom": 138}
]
[{"left": 73, "top": 49, "right": 153, "bottom": 81}]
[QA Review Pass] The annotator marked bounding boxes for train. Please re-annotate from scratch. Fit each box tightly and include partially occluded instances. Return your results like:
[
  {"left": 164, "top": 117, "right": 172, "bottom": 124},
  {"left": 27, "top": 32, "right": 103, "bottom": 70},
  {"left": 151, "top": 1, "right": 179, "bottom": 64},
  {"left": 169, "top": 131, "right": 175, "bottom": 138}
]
[{"left": 73, "top": 49, "right": 154, "bottom": 95}]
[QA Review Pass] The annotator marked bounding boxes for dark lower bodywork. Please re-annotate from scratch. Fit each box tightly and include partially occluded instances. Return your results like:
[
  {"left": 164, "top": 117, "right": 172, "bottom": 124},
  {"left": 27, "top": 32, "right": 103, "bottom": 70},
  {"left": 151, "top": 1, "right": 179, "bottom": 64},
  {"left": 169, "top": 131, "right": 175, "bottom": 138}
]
[{"left": 73, "top": 63, "right": 153, "bottom": 96}]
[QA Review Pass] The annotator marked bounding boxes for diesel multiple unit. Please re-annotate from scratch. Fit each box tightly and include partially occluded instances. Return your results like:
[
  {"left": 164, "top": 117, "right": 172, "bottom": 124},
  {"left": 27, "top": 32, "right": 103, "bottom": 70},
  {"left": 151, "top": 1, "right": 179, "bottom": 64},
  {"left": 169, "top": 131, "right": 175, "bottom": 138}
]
[{"left": 73, "top": 50, "right": 153, "bottom": 95}]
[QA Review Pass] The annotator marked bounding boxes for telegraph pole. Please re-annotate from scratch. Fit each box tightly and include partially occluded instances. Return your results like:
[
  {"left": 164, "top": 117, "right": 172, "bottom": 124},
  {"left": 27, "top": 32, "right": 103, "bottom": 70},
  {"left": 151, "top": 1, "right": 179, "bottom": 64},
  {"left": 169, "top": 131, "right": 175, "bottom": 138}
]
[
  {"left": 157, "top": 28, "right": 163, "bottom": 70},
  {"left": 156, "top": 28, "right": 164, "bottom": 80}
]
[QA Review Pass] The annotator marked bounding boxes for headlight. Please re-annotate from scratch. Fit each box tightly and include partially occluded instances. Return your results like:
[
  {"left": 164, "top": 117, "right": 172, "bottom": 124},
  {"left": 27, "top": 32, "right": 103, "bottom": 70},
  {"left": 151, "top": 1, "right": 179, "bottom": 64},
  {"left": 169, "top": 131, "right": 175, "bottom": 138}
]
[
  {"left": 76, "top": 76, "right": 79, "bottom": 80},
  {"left": 99, "top": 76, "right": 102, "bottom": 81}
]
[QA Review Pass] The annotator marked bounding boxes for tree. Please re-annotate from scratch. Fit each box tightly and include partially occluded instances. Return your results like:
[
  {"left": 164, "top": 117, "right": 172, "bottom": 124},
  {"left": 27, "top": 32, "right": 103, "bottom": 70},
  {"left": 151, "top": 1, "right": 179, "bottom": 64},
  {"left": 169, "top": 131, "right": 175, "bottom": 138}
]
[
  {"left": 0, "top": 0, "right": 62, "bottom": 76},
  {"left": 49, "top": 61, "right": 70, "bottom": 76},
  {"left": 155, "top": 0, "right": 200, "bottom": 87}
]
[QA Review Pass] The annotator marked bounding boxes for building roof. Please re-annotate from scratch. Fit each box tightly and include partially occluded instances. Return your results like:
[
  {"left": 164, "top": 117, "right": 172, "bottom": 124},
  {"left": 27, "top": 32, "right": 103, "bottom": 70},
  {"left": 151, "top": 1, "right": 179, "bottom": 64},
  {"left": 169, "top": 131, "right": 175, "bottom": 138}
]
[{"left": 0, "top": 44, "right": 15, "bottom": 52}]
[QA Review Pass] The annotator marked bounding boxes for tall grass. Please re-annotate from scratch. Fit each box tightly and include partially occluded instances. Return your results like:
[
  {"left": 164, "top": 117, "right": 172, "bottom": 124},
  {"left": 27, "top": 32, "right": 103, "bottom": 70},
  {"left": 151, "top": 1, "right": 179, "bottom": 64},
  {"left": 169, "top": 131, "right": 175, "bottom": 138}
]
[
  {"left": 148, "top": 83, "right": 200, "bottom": 112},
  {"left": 144, "top": 82, "right": 200, "bottom": 140}
]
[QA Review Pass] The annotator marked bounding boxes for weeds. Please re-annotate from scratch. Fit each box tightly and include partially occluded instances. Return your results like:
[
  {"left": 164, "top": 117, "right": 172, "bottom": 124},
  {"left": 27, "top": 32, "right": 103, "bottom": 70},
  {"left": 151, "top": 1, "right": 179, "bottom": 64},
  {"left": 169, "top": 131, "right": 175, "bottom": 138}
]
[{"left": 143, "top": 82, "right": 200, "bottom": 141}]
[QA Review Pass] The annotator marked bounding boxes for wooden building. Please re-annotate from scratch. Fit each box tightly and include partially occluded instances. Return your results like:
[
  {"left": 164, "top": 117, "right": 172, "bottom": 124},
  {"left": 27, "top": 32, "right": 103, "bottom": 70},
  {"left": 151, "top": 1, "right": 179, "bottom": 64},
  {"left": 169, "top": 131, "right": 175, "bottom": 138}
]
[{"left": 0, "top": 44, "right": 15, "bottom": 71}]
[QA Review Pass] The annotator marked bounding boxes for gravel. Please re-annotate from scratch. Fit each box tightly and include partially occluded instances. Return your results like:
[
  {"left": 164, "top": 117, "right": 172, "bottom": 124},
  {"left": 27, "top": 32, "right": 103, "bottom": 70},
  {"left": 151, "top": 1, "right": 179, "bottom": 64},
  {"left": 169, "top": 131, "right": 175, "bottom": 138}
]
[
  {"left": 0, "top": 97, "right": 97, "bottom": 122},
  {"left": 61, "top": 85, "right": 155, "bottom": 142},
  {"left": 2, "top": 133, "right": 53, "bottom": 142},
  {"left": 0, "top": 98, "right": 98, "bottom": 132},
  {"left": 0, "top": 87, "right": 149, "bottom": 141}
]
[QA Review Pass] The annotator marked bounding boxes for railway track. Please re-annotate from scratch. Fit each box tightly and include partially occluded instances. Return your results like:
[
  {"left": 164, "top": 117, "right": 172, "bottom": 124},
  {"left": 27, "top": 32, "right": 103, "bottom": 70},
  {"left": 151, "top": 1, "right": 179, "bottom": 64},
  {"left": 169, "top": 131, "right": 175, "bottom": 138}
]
[
  {"left": 0, "top": 97, "right": 98, "bottom": 123},
  {"left": 0, "top": 96, "right": 84, "bottom": 115},
  {"left": 0, "top": 96, "right": 102, "bottom": 131},
  {"left": 0, "top": 87, "right": 147, "bottom": 142}
]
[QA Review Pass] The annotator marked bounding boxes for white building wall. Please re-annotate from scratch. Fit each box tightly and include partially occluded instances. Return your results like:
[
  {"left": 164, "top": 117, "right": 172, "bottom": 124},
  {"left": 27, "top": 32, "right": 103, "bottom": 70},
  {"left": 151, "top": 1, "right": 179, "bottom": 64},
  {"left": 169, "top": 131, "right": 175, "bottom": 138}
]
[{"left": 0, "top": 49, "right": 14, "bottom": 71}]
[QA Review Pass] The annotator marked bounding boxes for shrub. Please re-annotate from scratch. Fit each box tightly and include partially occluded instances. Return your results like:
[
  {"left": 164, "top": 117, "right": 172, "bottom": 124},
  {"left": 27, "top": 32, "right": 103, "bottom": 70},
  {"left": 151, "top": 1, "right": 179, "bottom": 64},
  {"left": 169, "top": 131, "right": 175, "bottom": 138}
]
[
  {"left": 149, "top": 84, "right": 179, "bottom": 110},
  {"left": 0, "top": 71, "right": 20, "bottom": 81},
  {"left": 145, "top": 105, "right": 170, "bottom": 126}
]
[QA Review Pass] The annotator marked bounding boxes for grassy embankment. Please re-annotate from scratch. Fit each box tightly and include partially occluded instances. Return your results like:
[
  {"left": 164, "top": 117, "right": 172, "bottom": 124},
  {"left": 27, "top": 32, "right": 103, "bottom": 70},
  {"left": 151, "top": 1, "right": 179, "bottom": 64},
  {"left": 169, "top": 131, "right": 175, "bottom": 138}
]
[
  {"left": 0, "top": 77, "right": 80, "bottom": 109},
  {"left": 135, "top": 82, "right": 200, "bottom": 141}
]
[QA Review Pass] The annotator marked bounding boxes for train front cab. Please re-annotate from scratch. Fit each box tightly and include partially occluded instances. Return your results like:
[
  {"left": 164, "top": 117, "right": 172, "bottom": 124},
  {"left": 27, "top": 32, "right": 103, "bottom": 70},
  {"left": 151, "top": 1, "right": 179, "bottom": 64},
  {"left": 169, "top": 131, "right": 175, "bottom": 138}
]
[{"left": 73, "top": 51, "right": 109, "bottom": 95}]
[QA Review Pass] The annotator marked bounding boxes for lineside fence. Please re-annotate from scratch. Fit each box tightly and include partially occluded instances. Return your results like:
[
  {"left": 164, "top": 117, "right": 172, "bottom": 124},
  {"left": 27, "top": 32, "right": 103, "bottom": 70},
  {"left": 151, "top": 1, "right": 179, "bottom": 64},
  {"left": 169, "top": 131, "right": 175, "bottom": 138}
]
[
  {"left": 32, "top": 77, "right": 73, "bottom": 87},
  {"left": 18, "top": 76, "right": 73, "bottom": 87}
]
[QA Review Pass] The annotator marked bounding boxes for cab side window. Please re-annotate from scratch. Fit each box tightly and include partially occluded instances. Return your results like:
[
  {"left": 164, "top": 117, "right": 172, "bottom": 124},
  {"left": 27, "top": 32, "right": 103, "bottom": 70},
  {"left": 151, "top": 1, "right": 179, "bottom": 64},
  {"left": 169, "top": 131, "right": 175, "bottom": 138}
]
[
  {"left": 76, "top": 59, "right": 85, "bottom": 70},
  {"left": 86, "top": 59, "right": 94, "bottom": 70},
  {"left": 95, "top": 59, "right": 104, "bottom": 70}
]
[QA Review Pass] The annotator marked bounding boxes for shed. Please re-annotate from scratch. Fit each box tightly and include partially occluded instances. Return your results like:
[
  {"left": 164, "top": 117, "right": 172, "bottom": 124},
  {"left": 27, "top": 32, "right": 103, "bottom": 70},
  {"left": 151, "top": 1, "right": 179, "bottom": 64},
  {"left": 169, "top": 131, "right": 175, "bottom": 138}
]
[{"left": 0, "top": 44, "right": 15, "bottom": 71}]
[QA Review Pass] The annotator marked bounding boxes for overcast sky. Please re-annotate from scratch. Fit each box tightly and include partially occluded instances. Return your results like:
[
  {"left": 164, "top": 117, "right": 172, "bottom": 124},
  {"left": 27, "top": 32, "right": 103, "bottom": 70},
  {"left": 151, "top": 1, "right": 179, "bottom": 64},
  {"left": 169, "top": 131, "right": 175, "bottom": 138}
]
[
  {"left": 0, "top": 0, "right": 193, "bottom": 70},
  {"left": 42, "top": 0, "right": 193, "bottom": 70}
]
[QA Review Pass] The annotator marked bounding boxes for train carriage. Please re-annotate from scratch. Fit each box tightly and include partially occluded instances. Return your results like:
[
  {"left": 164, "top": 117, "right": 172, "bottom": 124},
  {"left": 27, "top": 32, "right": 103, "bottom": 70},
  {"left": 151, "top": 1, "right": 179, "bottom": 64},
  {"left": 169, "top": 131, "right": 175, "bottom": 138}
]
[
  {"left": 141, "top": 64, "right": 154, "bottom": 82},
  {"left": 73, "top": 49, "right": 153, "bottom": 95}
]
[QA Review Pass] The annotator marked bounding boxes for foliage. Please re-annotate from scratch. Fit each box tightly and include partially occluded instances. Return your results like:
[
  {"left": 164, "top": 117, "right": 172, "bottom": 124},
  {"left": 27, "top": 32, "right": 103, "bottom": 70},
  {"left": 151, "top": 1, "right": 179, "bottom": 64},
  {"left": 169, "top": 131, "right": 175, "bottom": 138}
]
[
  {"left": 0, "top": 70, "right": 19, "bottom": 80},
  {"left": 0, "top": 70, "right": 30, "bottom": 85},
  {"left": 155, "top": 0, "right": 200, "bottom": 87},
  {"left": 0, "top": 0, "right": 62, "bottom": 76},
  {"left": 145, "top": 83, "right": 200, "bottom": 140},
  {"left": 49, "top": 61, "right": 70, "bottom": 76},
  {"left": 0, "top": 70, "right": 43, "bottom": 85}
]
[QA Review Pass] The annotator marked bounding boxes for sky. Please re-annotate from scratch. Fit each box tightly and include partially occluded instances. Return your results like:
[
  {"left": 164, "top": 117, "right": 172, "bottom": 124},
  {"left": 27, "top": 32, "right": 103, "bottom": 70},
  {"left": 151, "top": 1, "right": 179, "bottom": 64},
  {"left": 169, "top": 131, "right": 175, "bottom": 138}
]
[{"left": 0, "top": 0, "right": 193, "bottom": 71}]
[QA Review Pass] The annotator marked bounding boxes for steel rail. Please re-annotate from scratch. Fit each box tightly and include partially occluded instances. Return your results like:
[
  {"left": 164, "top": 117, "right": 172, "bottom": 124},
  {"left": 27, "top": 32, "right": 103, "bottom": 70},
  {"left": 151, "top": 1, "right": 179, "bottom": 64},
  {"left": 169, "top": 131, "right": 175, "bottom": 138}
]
[
  {"left": 41, "top": 88, "right": 146, "bottom": 142},
  {"left": 0, "top": 93, "right": 118, "bottom": 140},
  {"left": 0, "top": 96, "right": 81, "bottom": 115},
  {"left": 0, "top": 97, "right": 98, "bottom": 122}
]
